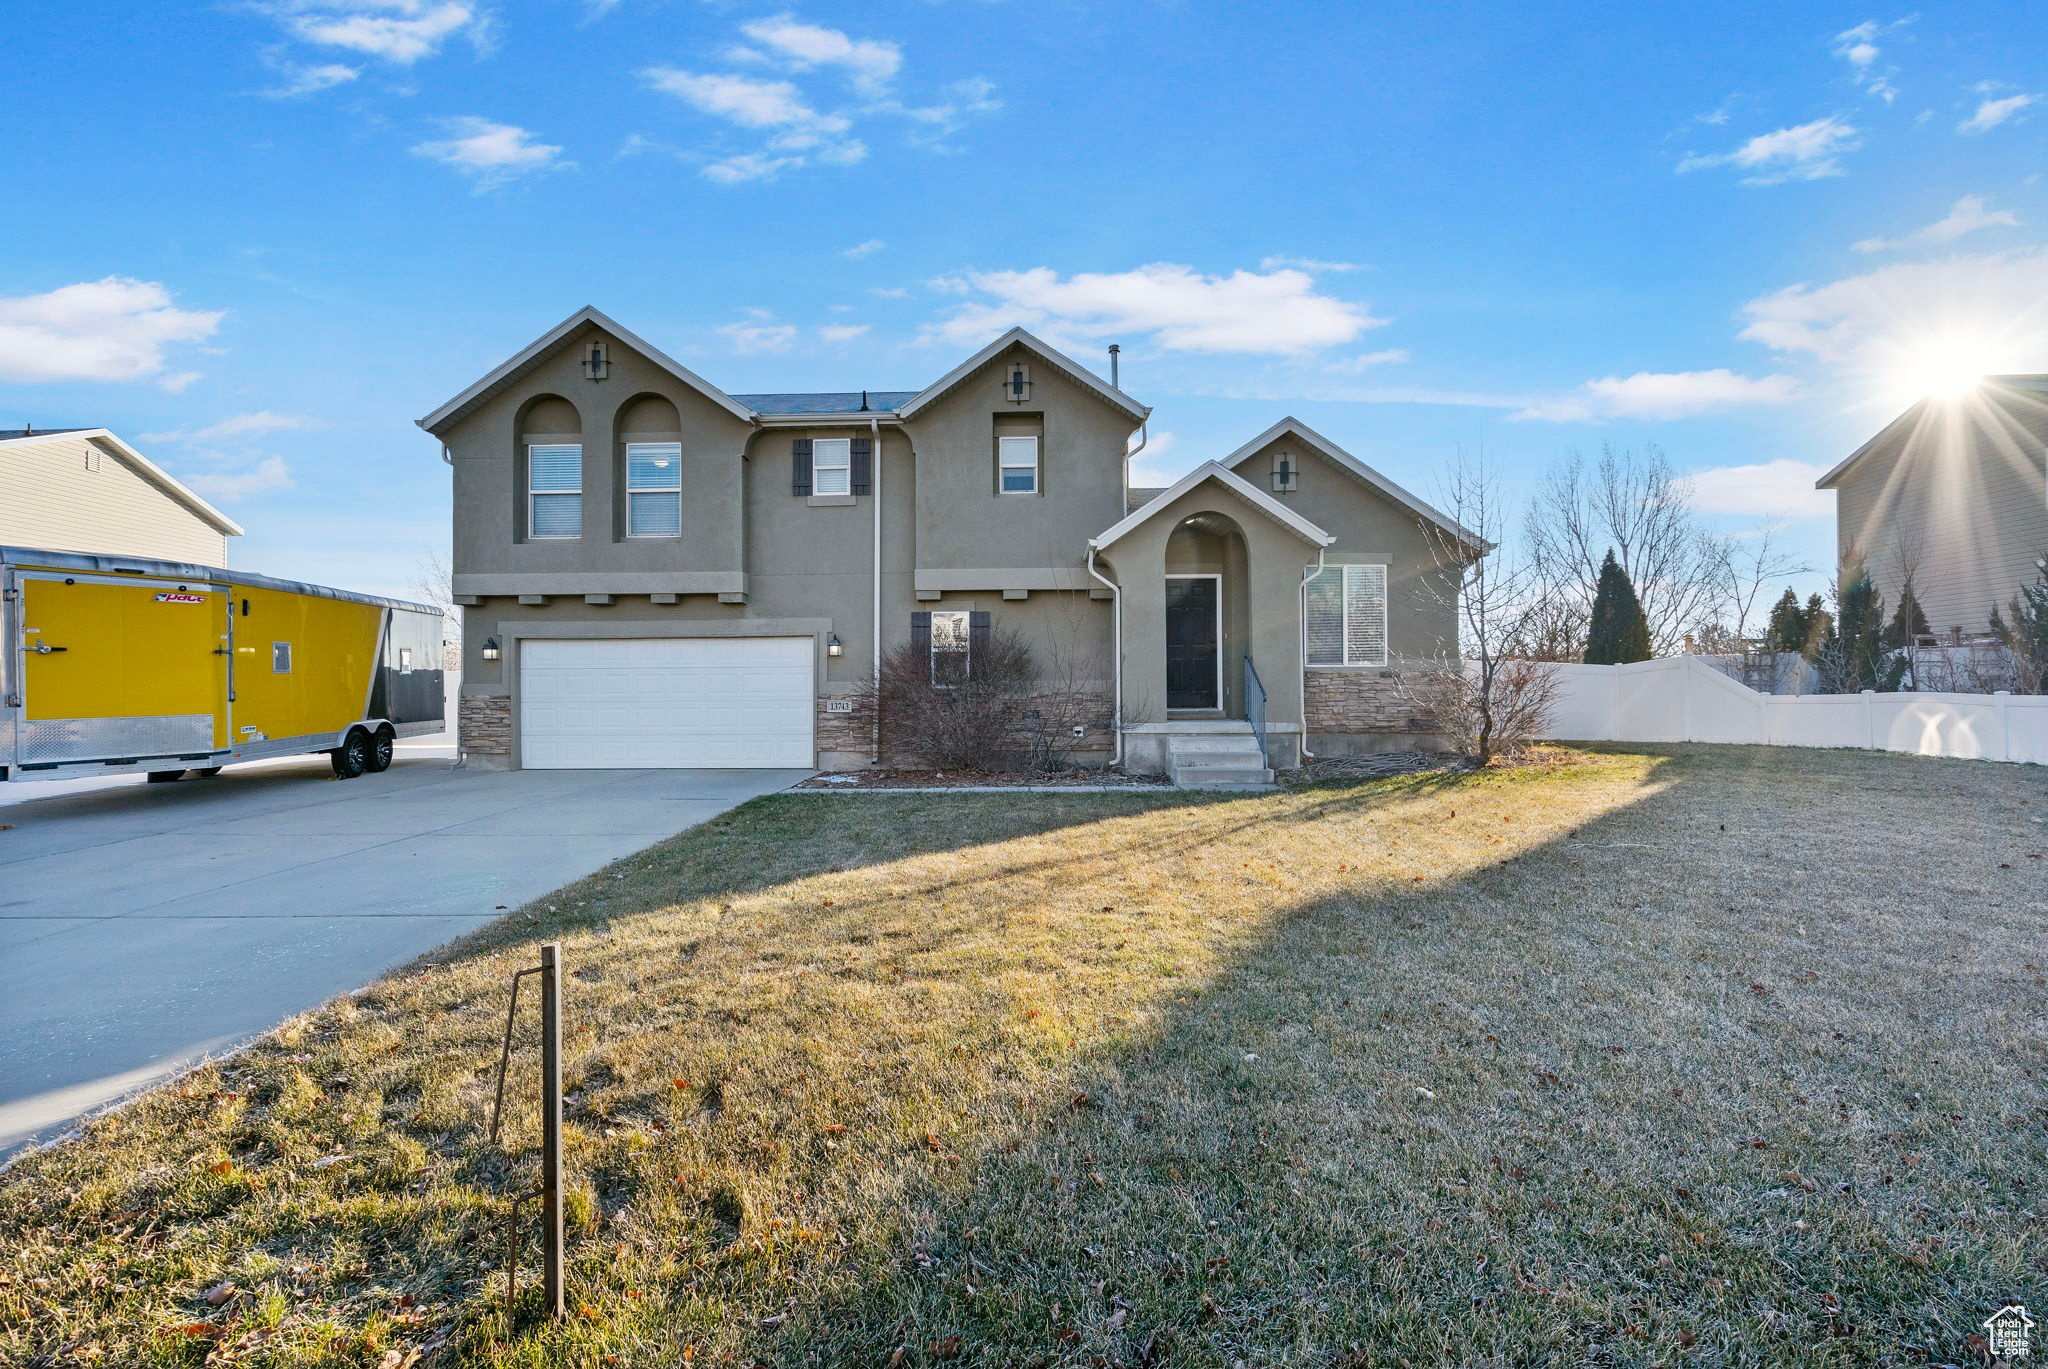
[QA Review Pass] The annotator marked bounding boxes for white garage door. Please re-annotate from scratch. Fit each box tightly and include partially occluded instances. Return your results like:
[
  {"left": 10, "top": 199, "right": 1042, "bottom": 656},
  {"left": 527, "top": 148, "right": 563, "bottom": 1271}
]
[{"left": 519, "top": 637, "right": 814, "bottom": 769}]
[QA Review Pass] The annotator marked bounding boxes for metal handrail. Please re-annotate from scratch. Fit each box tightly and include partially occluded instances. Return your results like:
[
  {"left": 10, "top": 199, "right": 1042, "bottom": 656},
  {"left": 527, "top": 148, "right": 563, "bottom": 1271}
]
[{"left": 1243, "top": 655, "right": 1268, "bottom": 764}]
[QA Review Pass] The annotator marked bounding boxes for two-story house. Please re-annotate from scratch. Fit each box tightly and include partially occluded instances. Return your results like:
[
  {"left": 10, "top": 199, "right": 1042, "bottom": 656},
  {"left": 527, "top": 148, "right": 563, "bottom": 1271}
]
[
  {"left": 1817, "top": 375, "right": 2048, "bottom": 635},
  {"left": 0, "top": 426, "right": 242, "bottom": 564},
  {"left": 421, "top": 308, "right": 1476, "bottom": 777}
]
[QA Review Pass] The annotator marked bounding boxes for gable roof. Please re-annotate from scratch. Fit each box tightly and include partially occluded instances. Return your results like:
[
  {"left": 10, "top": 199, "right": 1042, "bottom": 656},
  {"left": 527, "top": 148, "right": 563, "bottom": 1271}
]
[
  {"left": 896, "top": 327, "right": 1150, "bottom": 423},
  {"left": 1221, "top": 416, "right": 1487, "bottom": 551},
  {"left": 1090, "top": 461, "right": 1333, "bottom": 552},
  {"left": 0, "top": 428, "right": 243, "bottom": 536},
  {"left": 417, "top": 306, "right": 756, "bottom": 434},
  {"left": 1814, "top": 375, "right": 2048, "bottom": 489}
]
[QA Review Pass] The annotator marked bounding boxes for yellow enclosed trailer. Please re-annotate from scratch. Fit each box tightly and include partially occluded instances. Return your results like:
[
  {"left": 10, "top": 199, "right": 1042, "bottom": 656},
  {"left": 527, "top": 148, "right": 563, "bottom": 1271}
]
[{"left": 2, "top": 546, "right": 444, "bottom": 784}]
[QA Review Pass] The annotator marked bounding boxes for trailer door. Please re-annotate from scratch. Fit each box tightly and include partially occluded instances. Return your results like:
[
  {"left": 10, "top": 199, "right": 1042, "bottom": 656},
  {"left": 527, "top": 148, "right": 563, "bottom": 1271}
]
[{"left": 18, "top": 575, "right": 230, "bottom": 763}]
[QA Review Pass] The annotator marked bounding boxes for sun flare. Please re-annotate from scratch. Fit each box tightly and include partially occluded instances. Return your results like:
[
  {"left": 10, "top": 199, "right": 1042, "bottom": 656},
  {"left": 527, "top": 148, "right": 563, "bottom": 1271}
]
[{"left": 1896, "top": 335, "right": 1993, "bottom": 400}]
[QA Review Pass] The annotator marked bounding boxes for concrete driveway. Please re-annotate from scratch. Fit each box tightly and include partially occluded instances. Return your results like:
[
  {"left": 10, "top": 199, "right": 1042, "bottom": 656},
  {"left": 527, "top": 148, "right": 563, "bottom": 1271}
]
[{"left": 0, "top": 752, "right": 807, "bottom": 1160}]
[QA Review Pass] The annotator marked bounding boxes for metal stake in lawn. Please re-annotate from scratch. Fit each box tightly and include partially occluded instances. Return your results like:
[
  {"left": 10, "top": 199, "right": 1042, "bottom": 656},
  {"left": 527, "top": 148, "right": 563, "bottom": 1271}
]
[{"left": 489, "top": 941, "right": 566, "bottom": 1326}]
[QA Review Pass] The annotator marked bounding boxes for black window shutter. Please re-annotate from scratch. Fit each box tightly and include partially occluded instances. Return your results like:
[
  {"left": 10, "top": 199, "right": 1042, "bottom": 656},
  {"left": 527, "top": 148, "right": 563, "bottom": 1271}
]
[
  {"left": 850, "top": 436, "right": 873, "bottom": 496},
  {"left": 791, "top": 438, "right": 813, "bottom": 496},
  {"left": 968, "top": 610, "right": 991, "bottom": 663},
  {"left": 910, "top": 611, "right": 931, "bottom": 656}
]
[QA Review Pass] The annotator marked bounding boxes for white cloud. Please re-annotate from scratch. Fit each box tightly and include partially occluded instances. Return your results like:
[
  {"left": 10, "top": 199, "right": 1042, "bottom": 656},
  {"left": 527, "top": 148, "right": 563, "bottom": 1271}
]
[
  {"left": 0, "top": 278, "right": 223, "bottom": 385},
  {"left": 1259, "top": 256, "right": 1365, "bottom": 273},
  {"left": 818, "top": 324, "right": 871, "bottom": 343},
  {"left": 181, "top": 455, "right": 294, "bottom": 503},
  {"left": 736, "top": 15, "right": 900, "bottom": 95},
  {"left": 1853, "top": 194, "right": 2021, "bottom": 252},
  {"left": 1678, "top": 116, "right": 1859, "bottom": 183},
  {"left": 412, "top": 118, "right": 568, "bottom": 187},
  {"left": 843, "top": 239, "right": 885, "bottom": 259},
  {"left": 264, "top": 61, "right": 360, "bottom": 97},
  {"left": 1514, "top": 369, "right": 1801, "bottom": 422},
  {"left": 1959, "top": 90, "right": 2037, "bottom": 134},
  {"left": 869, "top": 286, "right": 909, "bottom": 298},
  {"left": 1832, "top": 19, "right": 1906, "bottom": 102},
  {"left": 890, "top": 78, "right": 1000, "bottom": 140},
  {"left": 1687, "top": 458, "right": 1835, "bottom": 519},
  {"left": 1323, "top": 348, "right": 1408, "bottom": 373},
  {"left": 1127, "top": 429, "right": 1181, "bottom": 488},
  {"left": 143, "top": 411, "right": 319, "bottom": 445},
  {"left": 718, "top": 319, "right": 799, "bottom": 354},
  {"left": 158, "top": 372, "right": 204, "bottom": 394},
  {"left": 1740, "top": 248, "right": 2048, "bottom": 368},
  {"left": 267, "top": 1, "right": 478, "bottom": 64},
  {"left": 645, "top": 70, "right": 842, "bottom": 131},
  {"left": 922, "top": 263, "right": 1387, "bottom": 357}
]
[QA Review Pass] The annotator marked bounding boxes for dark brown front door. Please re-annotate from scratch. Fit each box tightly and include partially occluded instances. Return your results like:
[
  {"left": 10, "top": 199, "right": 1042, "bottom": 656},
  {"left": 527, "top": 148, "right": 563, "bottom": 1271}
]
[{"left": 1165, "top": 577, "right": 1220, "bottom": 710}]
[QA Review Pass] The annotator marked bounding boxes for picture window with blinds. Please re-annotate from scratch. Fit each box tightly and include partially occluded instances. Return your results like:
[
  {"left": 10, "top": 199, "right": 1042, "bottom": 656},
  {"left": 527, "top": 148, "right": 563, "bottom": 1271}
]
[
  {"left": 998, "top": 435, "right": 1040, "bottom": 493},
  {"left": 626, "top": 442, "right": 682, "bottom": 536},
  {"left": 1304, "top": 564, "right": 1388, "bottom": 667},
  {"left": 527, "top": 443, "right": 583, "bottom": 538}
]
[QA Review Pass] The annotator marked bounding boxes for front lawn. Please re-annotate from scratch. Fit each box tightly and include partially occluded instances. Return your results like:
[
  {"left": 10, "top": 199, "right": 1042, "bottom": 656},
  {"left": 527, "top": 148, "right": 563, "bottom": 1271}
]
[{"left": 3, "top": 746, "right": 2043, "bottom": 1368}]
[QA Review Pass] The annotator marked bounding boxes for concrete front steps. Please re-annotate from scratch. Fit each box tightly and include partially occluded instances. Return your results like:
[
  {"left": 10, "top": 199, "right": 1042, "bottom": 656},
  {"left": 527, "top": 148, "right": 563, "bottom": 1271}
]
[{"left": 1167, "top": 721, "right": 1276, "bottom": 789}]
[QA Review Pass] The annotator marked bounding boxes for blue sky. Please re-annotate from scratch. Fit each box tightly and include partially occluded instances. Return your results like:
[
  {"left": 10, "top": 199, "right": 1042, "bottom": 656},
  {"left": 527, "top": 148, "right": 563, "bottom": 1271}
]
[{"left": 4, "top": 0, "right": 2046, "bottom": 601}]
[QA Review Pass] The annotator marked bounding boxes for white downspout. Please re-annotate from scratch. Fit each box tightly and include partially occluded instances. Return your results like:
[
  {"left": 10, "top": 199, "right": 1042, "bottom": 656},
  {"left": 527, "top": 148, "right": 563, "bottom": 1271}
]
[
  {"left": 870, "top": 415, "right": 884, "bottom": 765},
  {"left": 1085, "top": 544, "right": 1123, "bottom": 767},
  {"left": 1122, "top": 422, "right": 1148, "bottom": 517},
  {"left": 1298, "top": 548, "right": 1326, "bottom": 763}
]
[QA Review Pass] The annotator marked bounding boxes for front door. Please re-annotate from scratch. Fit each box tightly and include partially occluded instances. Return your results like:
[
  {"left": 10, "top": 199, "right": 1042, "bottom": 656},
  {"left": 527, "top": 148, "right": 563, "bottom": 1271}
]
[{"left": 1165, "top": 575, "right": 1220, "bottom": 710}]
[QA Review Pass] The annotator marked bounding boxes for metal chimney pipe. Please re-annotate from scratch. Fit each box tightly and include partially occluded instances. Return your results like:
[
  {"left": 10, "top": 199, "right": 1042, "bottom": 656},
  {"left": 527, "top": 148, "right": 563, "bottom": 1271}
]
[{"left": 1108, "top": 344, "right": 1120, "bottom": 389}]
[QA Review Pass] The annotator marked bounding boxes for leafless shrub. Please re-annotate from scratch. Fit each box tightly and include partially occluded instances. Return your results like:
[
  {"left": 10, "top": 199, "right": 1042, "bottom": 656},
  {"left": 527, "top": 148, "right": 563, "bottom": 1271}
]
[
  {"left": 860, "top": 626, "right": 1100, "bottom": 773},
  {"left": 1401, "top": 657, "right": 1560, "bottom": 765},
  {"left": 1411, "top": 449, "right": 1560, "bottom": 765}
]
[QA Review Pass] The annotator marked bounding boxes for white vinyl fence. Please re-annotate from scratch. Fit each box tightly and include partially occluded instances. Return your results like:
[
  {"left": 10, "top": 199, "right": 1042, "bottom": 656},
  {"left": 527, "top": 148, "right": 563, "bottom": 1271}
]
[{"left": 1543, "top": 656, "right": 2048, "bottom": 766}]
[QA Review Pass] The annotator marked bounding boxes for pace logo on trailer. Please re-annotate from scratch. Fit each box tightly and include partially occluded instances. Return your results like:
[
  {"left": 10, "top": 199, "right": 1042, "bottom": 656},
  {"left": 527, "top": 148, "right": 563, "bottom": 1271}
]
[{"left": 154, "top": 592, "right": 210, "bottom": 603}]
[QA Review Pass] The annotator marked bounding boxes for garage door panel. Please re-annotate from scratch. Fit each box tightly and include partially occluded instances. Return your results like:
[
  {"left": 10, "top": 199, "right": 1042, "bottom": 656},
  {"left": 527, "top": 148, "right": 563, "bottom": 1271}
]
[{"left": 519, "top": 637, "right": 814, "bottom": 769}]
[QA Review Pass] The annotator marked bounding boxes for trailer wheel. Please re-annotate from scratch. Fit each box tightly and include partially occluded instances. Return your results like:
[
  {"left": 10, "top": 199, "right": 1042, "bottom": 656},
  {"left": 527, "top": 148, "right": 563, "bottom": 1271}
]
[
  {"left": 364, "top": 726, "right": 396, "bottom": 774},
  {"left": 192, "top": 767, "right": 224, "bottom": 777},
  {"left": 146, "top": 770, "right": 186, "bottom": 783},
  {"left": 330, "top": 729, "right": 372, "bottom": 779}
]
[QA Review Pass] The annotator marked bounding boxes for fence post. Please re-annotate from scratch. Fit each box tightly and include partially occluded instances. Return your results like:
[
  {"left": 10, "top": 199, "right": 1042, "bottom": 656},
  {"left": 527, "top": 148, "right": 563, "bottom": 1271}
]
[
  {"left": 539, "top": 942, "right": 565, "bottom": 1321},
  {"left": 1861, "top": 689, "right": 1877, "bottom": 751}
]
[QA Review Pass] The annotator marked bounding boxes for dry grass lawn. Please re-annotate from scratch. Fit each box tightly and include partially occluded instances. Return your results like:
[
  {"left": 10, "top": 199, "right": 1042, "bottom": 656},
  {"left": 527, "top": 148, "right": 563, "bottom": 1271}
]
[{"left": 2, "top": 745, "right": 2044, "bottom": 1368}]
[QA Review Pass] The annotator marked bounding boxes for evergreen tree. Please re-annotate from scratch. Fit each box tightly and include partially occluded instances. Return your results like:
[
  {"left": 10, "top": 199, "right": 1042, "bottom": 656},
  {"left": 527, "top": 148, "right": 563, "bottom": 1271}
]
[
  {"left": 1992, "top": 555, "right": 2048, "bottom": 694},
  {"left": 1802, "top": 594, "right": 1833, "bottom": 660},
  {"left": 1833, "top": 560, "right": 1886, "bottom": 691},
  {"left": 1764, "top": 587, "right": 1808, "bottom": 653},
  {"left": 1584, "top": 549, "right": 1654, "bottom": 664},
  {"left": 1882, "top": 570, "right": 1932, "bottom": 651}
]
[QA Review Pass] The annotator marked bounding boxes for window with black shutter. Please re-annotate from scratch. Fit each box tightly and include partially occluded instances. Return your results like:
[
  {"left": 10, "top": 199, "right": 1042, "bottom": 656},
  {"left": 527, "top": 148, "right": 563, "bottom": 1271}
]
[{"left": 851, "top": 435, "right": 872, "bottom": 495}]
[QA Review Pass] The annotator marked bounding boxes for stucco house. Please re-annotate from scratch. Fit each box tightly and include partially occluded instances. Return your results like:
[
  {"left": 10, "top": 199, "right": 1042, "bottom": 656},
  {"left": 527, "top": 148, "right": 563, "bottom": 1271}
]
[
  {"left": 0, "top": 427, "right": 242, "bottom": 564},
  {"left": 1817, "top": 375, "right": 2048, "bottom": 634},
  {"left": 423, "top": 308, "right": 1477, "bottom": 780}
]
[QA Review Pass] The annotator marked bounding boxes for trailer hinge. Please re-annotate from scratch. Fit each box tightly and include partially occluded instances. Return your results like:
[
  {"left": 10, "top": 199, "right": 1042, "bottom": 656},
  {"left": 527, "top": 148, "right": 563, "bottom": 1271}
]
[
  {"left": 2, "top": 587, "right": 16, "bottom": 601},
  {"left": 5, "top": 693, "right": 21, "bottom": 708}
]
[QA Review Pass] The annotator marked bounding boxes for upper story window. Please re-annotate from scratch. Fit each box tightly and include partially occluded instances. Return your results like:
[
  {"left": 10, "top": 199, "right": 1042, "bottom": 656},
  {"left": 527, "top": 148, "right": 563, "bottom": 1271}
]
[
  {"left": 1304, "top": 564, "right": 1388, "bottom": 667},
  {"left": 812, "top": 437, "right": 852, "bottom": 496},
  {"left": 998, "top": 435, "right": 1040, "bottom": 494},
  {"left": 626, "top": 442, "right": 681, "bottom": 537},
  {"left": 528, "top": 444, "right": 583, "bottom": 538}
]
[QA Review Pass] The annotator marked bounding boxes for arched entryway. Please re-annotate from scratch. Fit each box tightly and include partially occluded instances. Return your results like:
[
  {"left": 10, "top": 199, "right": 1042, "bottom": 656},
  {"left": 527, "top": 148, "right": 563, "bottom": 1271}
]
[{"left": 1163, "top": 511, "right": 1251, "bottom": 717}]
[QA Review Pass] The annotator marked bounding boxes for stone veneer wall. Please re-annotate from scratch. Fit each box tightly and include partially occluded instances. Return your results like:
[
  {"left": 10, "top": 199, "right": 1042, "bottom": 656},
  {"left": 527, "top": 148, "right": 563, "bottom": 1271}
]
[
  {"left": 1305, "top": 669, "right": 1430, "bottom": 734},
  {"left": 819, "top": 688, "right": 1115, "bottom": 768},
  {"left": 459, "top": 693, "right": 512, "bottom": 757}
]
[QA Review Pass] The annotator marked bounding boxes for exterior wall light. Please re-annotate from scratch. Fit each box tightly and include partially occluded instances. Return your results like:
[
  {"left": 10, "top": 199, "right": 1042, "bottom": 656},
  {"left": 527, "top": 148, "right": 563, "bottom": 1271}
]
[
  {"left": 827, "top": 633, "right": 843, "bottom": 657},
  {"left": 481, "top": 637, "right": 500, "bottom": 662}
]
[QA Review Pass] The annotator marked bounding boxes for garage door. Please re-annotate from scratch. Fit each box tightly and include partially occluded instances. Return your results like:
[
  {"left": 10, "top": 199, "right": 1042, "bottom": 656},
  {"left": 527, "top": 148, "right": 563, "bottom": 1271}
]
[{"left": 519, "top": 637, "right": 814, "bottom": 769}]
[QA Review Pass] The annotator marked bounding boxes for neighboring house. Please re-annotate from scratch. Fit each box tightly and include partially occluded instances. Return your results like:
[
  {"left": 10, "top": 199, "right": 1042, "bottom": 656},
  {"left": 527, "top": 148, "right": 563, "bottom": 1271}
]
[
  {"left": 0, "top": 427, "right": 242, "bottom": 565},
  {"left": 422, "top": 308, "right": 1477, "bottom": 777},
  {"left": 1817, "top": 376, "right": 2048, "bottom": 634}
]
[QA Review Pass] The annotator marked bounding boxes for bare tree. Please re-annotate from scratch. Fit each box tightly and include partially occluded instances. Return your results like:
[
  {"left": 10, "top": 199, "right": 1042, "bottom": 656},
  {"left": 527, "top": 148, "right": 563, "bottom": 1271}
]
[
  {"left": 412, "top": 548, "right": 462, "bottom": 671},
  {"left": 1717, "top": 520, "right": 1811, "bottom": 642},
  {"left": 1524, "top": 444, "right": 1726, "bottom": 656},
  {"left": 1405, "top": 449, "right": 1559, "bottom": 765}
]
